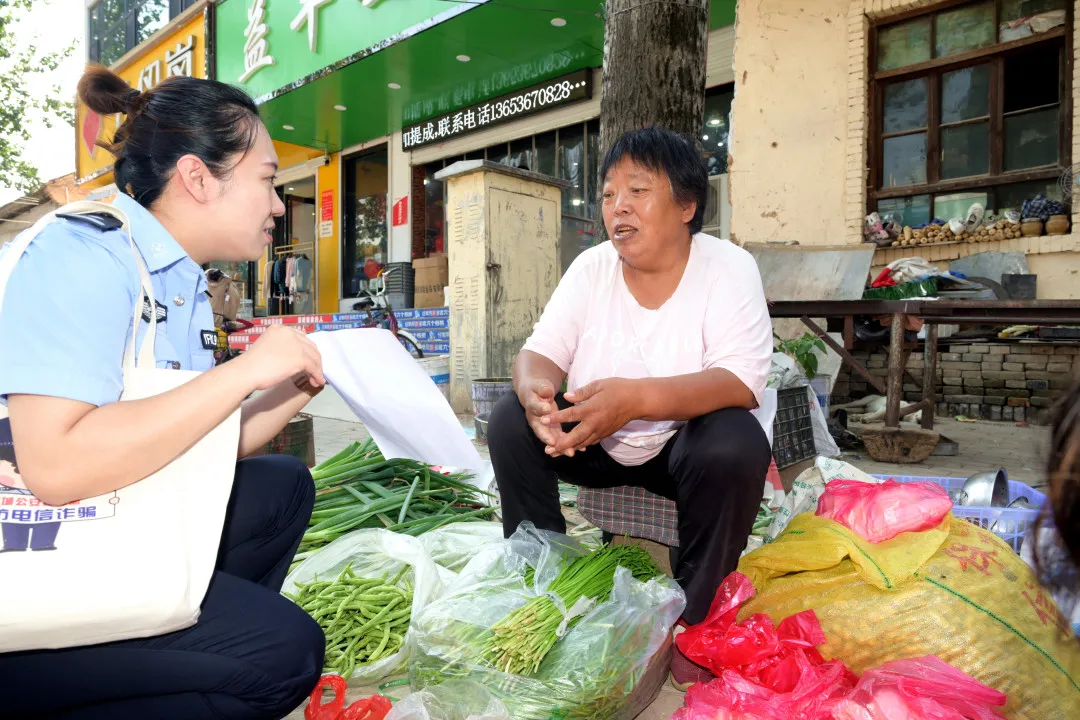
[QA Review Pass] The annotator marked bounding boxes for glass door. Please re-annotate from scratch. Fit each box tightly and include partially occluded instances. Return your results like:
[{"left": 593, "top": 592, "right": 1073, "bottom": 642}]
[
  {"left": 343, "top": 146, "right": 389, "bottom": 299},
  {"left": 266, "top": 176, "right": 317, "bottom": 316}
]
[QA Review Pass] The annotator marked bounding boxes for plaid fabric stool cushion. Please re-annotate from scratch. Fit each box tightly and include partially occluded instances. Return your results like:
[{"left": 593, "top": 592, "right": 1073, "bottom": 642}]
[
  {"left": 575, "top": 457, "right": 780, "bottom": 548},
  {"left": 577, "top": 485, "right": 680, "bottom": 547}
]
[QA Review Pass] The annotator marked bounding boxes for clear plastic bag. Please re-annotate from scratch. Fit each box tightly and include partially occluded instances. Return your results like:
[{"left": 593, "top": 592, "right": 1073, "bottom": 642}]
[
  {"left": 283, "top": 529, "right": 443, "bottom": 686},
  {"left": 410, "top": 523, "right": 686, "bottom": 719},
  {"left": 418, "top": 522, "right": 505, "bottom": 578},
  {"left": 384, "top": 680, "right": 509, "bottom": 720}
]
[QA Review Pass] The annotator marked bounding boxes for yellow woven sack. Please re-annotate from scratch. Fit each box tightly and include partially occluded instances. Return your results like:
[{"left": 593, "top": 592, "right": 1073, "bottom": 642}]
[{"left": 737, "top": 513, "right": 1080, "bottom": 719}]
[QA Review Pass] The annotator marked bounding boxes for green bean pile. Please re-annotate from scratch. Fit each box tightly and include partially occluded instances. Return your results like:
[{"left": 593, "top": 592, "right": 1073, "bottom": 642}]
[
  {"left": 481, "top": 545, "right": 661, "bottom": 676},
  {"left": 291, "top": 439, "right": 497, "bottom": 573},
  {"left": 286, "top": 564, "right": 413, "bottom": 678}
]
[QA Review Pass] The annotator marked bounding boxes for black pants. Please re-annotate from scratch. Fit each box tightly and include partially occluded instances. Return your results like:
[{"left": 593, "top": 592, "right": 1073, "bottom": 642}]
[
  {"left": 488, "top": 394, "right": 771, "bottom": 625},
  {"left": 0, "top": 455, "right": 325, "bottom": 720}
]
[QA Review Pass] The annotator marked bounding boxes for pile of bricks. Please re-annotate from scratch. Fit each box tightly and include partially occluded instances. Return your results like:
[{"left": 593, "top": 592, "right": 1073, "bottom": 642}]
[{"left": 833, "top": 343, "right": 1079, "bottom": 425}]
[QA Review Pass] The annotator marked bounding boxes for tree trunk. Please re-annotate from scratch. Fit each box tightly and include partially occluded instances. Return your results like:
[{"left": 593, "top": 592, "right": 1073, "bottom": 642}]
[{"left": 599, "top": 0, "right": 710, "bottom": 153}]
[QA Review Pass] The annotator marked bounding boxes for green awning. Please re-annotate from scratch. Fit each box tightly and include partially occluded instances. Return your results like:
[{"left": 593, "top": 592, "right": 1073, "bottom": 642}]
[{"left": 215, "top": 0, "right": 737, "bottom": 153}]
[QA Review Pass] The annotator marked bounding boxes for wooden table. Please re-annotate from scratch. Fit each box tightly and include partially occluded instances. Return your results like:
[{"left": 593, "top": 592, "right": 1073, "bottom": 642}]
[{"left": 768, "top": 299, "right": 1080, "bottom": 431}]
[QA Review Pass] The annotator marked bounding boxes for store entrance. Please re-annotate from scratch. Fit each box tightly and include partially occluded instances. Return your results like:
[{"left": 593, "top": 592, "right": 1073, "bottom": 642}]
[{"left": 267, "top": 176, "right": 317, "bottom": 316}]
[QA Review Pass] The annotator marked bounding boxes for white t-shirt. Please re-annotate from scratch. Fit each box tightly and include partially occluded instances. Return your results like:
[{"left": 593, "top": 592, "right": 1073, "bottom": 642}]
[{"left": 523, "top": 233, "right": 773, "bottom": 466}]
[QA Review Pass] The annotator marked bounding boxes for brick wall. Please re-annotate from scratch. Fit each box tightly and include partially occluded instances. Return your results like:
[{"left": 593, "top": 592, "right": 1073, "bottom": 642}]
[{"left": 833, "top": 343, "right": 1079, "bottom": 425}]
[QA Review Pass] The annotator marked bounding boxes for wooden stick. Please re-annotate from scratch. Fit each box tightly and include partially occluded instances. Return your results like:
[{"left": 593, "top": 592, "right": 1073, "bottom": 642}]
[{"left": 885, "top": 314, "right": 906, "bottom": 428}]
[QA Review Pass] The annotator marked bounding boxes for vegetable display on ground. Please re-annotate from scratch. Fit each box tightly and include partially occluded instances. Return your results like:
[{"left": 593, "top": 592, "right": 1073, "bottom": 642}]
[
  {"left": 293, "top": 439, "right": 496, "bottom": 572},
  {"left": 287, "top": 563, "right": 413, "bottom": 678},
  {"left": 482, "top": 544, "right": 662, "bottom": 676}
]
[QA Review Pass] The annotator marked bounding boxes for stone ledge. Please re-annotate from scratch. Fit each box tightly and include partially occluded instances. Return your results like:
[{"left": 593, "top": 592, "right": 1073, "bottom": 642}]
[{"left": 871, "top": 232, "right": 1080, "bottom": 269}]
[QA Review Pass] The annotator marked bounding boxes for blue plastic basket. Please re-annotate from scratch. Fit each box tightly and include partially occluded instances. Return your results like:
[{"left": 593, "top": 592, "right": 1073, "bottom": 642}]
[{"left": 873, "top": 474, "right": 1047, "bottom": 554}]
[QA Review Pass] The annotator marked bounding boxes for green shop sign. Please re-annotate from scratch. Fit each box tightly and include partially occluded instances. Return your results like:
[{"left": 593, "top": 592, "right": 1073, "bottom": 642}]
[{"left": 216, "top": 0, "right": 476, "bottom": 101}]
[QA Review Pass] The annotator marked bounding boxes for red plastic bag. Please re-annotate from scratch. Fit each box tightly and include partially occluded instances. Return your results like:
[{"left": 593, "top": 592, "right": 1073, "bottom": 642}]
[
  {"left": 674, "top": 573, "right": 856, "bottom": 718},
  {"left": 305, "top": 675, "right": 392, "bottom": 720},
  {"left": 815, "top": 479, "right": 952, "bottom": 543},
  {"left": 307, "top": 676, "right": 348, "bottom": 720},
  {"left": 672, "top": 658, "right": 855, "bottom": 720},
  {"left": 344, "top": 695, "right": 392, "bottom": 720},
  {"left": 832, "top": 656, "right": 1006, "bottom": 720}
]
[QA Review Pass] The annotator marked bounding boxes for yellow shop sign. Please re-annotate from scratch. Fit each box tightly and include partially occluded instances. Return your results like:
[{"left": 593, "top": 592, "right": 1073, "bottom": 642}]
[{"left": 75, "top": 10, "right": 208, "bottom": 186}]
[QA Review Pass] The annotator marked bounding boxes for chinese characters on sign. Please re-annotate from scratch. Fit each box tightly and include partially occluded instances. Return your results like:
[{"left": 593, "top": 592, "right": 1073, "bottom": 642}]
[
  {"left": 166, "top": 35, "right": 196, "bottom": 78},
  {"left": 137, "top": 62, "right": 160, "bottom": 93},
  {"left": 137, "top": 36, "right": 197, "bottom": 92},
  {"left": 240, "top": 0, "right": 275, "bottom": 83},
  {"left": 239, "top": 0, "right": 397, "bottom": 85},
  {"left": 291, "top": 0, "right": 335, "bottom": 54},
  {"left": 401, "top": 70, "right": 592, "bottom": 152}
]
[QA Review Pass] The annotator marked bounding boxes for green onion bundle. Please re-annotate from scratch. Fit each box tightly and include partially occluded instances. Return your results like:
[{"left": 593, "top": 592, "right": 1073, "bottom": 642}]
[
  {"left": 292, "top": 439, "right": 496, "bottom": 572},
  {"left": 286, "top": 563, "right": 413, "bottom": 678},
  {"left": 481, "top": 545, "right": 661, "bottom": 676}
]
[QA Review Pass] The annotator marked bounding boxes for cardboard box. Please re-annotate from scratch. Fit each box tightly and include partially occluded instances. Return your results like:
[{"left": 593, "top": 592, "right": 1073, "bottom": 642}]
[{"left": 413, "top": 254, "right": 448, "bottom": 309}]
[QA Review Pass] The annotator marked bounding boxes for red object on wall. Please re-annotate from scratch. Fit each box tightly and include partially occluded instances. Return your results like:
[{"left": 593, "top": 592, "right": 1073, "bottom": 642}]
[
  {"left": 392, "top": 196, "right": 408, "bottom": 227},
  {"left": 82, "top": 111, "right": 101, "bottom": 155},
  {"left": 320, "top": 190, "right": 334, "bottom": 222}
]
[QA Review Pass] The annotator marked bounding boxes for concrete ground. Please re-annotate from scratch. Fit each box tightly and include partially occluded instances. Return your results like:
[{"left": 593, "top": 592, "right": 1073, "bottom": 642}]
[
  {"left": 841, "top": 416, "right": 1049, "bottom": 489},
  {"left": 288, "top": 390, "right": 1052, "bottom": 719}
]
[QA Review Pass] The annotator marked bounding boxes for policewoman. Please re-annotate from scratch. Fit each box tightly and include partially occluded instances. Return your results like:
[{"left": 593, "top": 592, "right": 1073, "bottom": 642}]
[{"left": 0, "top": 67, "right": 326, "bottom": 717}]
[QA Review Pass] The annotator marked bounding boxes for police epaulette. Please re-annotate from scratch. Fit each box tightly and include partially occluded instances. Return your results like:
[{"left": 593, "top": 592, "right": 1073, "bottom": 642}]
[{"left": 55, "top": 212, "right": 124, "bottom": 232}]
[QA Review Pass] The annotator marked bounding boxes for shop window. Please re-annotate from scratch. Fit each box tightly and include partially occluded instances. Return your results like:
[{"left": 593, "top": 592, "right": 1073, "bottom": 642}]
[
  {"left": 343, "top": 146, "right": 389, "bottom": 299},
  {"left": 416, "top": 123, "right": 607, "bottom": 272},
  {"left": 871, "top": 0, "right": 1070, "bottom": 222},
  {"left": 535, "top": 131, "right": 557, "bottom": 178},
  {"left": 424, "top": 162, "right": 446, "bottom": 256},
  {"left": 702, "top": 85, "right": 734, "bottom": 176},
  {"left": 87, "top": 0, "right": 193, "bottom": 67},
  {"left": 487, "top": 143, "right": 510, "bottom": 165},
  {"left": 560, "top": 124, "right": 586, "bottom": 218},
  {"left": 510, "top": 137, "right": 534, "bottom": 171}
]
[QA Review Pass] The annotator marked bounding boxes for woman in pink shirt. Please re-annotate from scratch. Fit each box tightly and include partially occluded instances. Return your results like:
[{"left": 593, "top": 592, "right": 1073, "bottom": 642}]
[{"left": 487, "top": 126, "right": 774, "bottom": 690}]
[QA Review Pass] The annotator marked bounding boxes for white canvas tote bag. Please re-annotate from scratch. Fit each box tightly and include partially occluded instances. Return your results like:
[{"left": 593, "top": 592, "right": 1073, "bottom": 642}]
[{"left": 0, "top": 201, "right": 240, "bottom": 652}]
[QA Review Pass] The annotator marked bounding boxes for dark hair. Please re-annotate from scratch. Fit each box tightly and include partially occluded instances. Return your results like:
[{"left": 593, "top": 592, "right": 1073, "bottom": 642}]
[
  {"left": 0, "top": 418, "right": 16, "bottom": 473},
  {"left": 1046, "top": 379, "right": 1080, "bottom": 571},
  {"left": 77, "top": 65, "right": 262, "bottom": 208},
  {"left": 598, "top": 126, "right": 709, "bottom": 235}
]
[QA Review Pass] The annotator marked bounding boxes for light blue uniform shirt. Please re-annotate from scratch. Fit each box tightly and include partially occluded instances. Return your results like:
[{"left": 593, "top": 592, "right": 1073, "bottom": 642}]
[{"left": 0, "top": 193, "right": 216, "bottom": 407}]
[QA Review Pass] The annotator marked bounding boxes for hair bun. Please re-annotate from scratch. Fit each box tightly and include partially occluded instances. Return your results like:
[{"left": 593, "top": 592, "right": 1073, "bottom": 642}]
[{"left": 77, "top": 65, "right": 138, "bottom": 116}]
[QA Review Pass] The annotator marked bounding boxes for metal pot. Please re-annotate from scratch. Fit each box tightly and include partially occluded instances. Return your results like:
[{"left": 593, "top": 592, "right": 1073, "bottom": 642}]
[
  {"left": 958, "top": 468, "right": 1009, "bottom": 507},
  {"left": 474, "top": 412, "right": 490, "bottom": 443}
]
